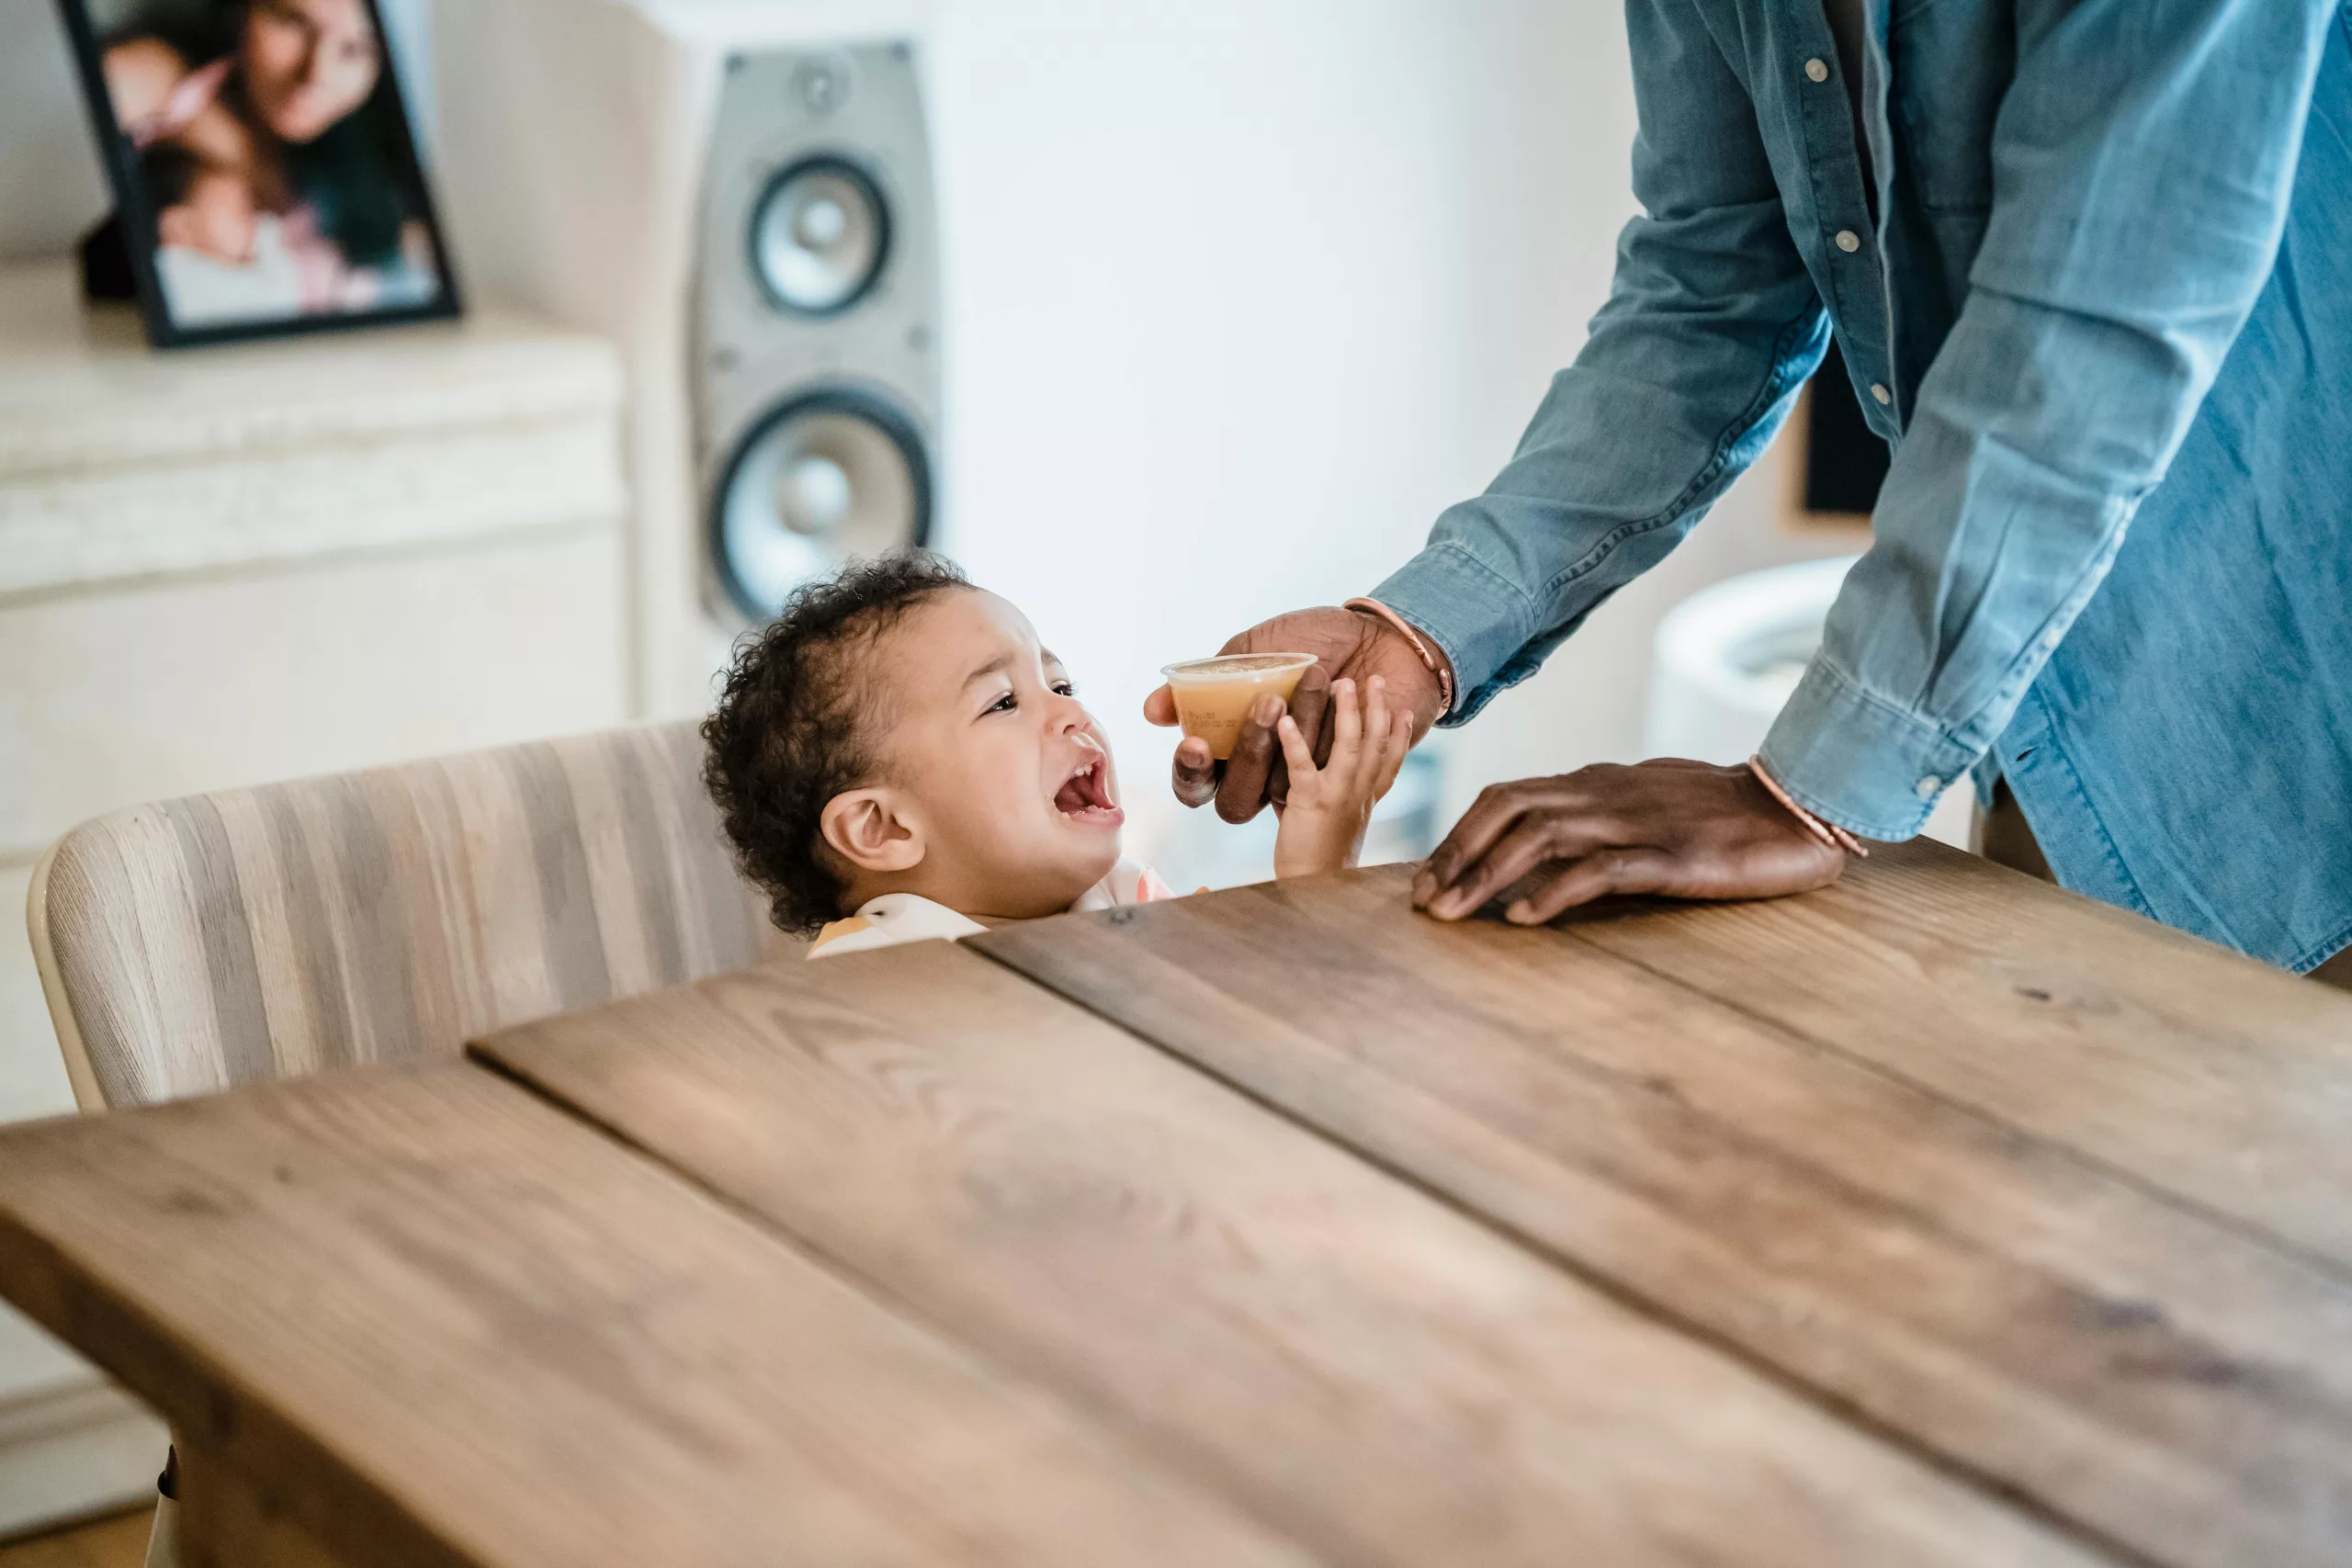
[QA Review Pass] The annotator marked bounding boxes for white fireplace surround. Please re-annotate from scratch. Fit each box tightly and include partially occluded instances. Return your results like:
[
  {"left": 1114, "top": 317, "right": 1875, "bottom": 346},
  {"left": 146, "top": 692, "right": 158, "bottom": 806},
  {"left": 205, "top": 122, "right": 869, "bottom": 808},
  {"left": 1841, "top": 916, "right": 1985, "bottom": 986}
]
[{"left": 0, "top": 259, "right": 629, "bottom": 1537}]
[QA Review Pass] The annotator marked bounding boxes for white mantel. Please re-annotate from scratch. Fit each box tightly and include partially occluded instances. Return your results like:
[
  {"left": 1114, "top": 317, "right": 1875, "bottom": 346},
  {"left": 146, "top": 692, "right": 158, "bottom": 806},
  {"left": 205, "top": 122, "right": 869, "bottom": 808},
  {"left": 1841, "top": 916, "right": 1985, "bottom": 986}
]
[
  {"left": 0, "top": 265, "right": 622, "bottom": 600},
  {"left": 0, "top": 262, "right": 632, "bottom": 1538}
]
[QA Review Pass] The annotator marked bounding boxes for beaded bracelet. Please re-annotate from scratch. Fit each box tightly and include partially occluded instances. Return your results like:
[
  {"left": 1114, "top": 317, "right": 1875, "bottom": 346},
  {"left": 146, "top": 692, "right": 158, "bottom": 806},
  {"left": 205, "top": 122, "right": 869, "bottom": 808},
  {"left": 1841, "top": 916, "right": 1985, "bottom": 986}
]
[
  {"left": 1747, "top": 755, "right": 1869, "bottom": 857},
  {"left": 1342, "top": 598, "right": 1454, "bottom": 717}
]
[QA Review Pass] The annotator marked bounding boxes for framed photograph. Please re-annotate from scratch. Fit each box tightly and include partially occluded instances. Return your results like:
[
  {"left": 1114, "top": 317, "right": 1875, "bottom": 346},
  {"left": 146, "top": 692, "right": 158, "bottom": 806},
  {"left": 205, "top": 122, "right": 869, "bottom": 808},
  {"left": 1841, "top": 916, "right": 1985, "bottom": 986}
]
[{"left": 53, "top": 0, "right": 459, "bottom": 348}]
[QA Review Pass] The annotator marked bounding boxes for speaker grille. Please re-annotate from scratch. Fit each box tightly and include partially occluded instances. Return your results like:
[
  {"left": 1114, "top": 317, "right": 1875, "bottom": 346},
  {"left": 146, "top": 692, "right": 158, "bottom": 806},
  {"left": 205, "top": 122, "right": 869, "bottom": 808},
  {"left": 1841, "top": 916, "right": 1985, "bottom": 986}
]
[
  {"left": 749, "top": 156, "right": 892, "bottom": 317},
  {"left": 709, "top": 385, "right": 933, "bottom": 621}
]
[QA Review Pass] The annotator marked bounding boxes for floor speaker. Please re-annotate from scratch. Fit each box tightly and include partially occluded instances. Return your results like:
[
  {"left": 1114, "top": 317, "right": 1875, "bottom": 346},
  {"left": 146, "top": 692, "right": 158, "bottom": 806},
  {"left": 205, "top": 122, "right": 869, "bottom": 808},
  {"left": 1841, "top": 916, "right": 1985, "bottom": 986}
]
[
  {"left": 433, "top": 0, "right": 941, "bottom": 717},
  {"left": 698, "top": 43, "right": 939, "bottom": 624}
]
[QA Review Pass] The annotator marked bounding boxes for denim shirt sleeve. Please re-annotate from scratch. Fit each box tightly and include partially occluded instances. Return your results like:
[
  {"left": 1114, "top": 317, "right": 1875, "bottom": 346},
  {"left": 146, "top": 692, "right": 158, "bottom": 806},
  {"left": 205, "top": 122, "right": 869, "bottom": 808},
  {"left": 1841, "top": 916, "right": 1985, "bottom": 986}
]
[
  {"left": 1760, "top": 0, "right": 2340, "bottom": 839},
  {"left": 1371, "top": 0, "right": 1827, "bottom": 727}
]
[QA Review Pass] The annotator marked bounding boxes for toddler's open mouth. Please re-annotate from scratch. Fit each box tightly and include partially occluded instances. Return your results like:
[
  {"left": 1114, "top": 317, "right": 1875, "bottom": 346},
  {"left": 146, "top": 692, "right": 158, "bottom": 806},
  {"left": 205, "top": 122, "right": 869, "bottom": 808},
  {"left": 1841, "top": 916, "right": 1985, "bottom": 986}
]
[{"left": 1054, "top": 755, "right": 1124, "bottom": 827}]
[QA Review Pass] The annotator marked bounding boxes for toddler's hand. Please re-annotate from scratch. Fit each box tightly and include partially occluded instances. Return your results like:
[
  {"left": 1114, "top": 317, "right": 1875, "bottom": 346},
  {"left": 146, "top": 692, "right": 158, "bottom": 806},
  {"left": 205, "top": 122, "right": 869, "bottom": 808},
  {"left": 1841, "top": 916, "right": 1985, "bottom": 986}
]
[{"left": 1272, "top": 675, "right": 1413, "bottom": 878}]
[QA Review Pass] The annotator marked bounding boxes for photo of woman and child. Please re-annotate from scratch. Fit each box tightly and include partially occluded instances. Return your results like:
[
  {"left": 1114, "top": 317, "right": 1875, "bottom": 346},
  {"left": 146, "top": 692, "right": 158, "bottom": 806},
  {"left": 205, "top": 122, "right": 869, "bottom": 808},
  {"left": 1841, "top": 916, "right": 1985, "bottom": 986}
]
[{"left": 72, "top": 0, "right": 451, "bottom": 335}]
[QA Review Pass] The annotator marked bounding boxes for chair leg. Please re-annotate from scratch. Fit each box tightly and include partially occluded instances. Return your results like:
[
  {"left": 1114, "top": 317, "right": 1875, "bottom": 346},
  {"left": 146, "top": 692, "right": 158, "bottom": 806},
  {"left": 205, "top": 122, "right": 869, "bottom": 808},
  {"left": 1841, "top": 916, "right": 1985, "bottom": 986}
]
[{"left": 142, "top": 1443, "right": 180, "bottom": 1568}]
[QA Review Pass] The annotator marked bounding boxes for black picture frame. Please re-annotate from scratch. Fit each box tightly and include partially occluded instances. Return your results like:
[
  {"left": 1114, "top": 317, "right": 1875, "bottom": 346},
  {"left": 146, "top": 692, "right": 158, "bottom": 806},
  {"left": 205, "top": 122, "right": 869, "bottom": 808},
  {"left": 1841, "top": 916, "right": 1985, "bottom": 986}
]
[{"left": 51, "top": 0, "right": 461, "bottom": 350}]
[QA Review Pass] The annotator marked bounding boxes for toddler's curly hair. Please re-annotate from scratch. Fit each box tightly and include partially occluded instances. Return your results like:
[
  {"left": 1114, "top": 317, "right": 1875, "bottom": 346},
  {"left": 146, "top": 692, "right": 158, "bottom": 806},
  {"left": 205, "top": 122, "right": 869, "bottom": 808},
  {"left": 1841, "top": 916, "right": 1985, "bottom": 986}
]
[{"left": 702, "top": 550, "right": 972, "bottom": 933}]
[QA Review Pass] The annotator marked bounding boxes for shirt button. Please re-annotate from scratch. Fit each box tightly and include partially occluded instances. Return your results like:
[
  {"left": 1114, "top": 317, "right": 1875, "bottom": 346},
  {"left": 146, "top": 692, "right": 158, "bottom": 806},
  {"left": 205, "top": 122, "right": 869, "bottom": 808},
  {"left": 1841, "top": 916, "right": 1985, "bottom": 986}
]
[
  {"left": 1836, "top": 230, "right": 1863, "bottom": 254},
  {"left": 1871, "top": 383, "right": 1893, "bottom": 405},
  {"left": 1804, "top": 58, "right": 1831, "bottom": 83},
  {"left": 1916, "top": 776, "right": 1941, "bottom": 800}
]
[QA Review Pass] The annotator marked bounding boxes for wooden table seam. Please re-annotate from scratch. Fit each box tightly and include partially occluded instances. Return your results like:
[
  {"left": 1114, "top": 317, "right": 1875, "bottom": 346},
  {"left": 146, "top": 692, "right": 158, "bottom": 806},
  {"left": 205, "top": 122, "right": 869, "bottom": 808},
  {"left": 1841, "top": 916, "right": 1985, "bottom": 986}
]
[
  {"left": 20, "top": 837, "right": 2335, "bottom": 1568},
  {"left": 956, "top": 942, "right": 2157, "bottom": 1568},
  {"left": 1, "top": 1057, "right": 1340, "bottom": 1568},
  {"left": 462, "top": 1038, "right": 1336, "bottom": 1563},
  {"left": 968, "top": 858, "right": 2352, "bottom": 1568}
]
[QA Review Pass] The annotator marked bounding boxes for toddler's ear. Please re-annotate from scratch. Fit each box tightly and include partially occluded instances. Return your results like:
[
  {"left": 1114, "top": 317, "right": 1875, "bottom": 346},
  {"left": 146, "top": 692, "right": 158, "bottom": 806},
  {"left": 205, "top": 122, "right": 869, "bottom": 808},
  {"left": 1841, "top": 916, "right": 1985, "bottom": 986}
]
[{"left": 820, "top": 789, "right": 925, "bottom": 874}]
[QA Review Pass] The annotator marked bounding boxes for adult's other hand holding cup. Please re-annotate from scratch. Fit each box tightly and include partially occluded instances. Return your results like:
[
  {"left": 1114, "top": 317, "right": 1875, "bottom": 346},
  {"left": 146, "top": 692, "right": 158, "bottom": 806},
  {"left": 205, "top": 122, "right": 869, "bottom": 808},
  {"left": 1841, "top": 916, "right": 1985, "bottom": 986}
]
[{"left": 1144, "top": 605, "right": 1446, "bottom": 823}]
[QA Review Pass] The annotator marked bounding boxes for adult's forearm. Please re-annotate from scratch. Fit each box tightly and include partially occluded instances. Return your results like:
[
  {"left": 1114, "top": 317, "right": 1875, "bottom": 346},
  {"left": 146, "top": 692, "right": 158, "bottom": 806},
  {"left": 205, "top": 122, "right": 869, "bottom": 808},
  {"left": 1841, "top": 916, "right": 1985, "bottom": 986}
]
[{"left": 1376, "top": 288, "right": 1827, "bottom": 724}]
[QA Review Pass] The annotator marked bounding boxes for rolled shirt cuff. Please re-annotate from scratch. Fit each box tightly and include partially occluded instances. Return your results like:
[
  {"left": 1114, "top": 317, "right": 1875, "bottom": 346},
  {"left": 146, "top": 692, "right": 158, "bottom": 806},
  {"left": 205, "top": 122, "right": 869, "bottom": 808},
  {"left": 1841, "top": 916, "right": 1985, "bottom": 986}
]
[
  {"left": 1758, "top": 657, "right": 1985, "bottom": 841},
  {"left": 1368, "top": 541, "right": 1553, "bottom": 727}
]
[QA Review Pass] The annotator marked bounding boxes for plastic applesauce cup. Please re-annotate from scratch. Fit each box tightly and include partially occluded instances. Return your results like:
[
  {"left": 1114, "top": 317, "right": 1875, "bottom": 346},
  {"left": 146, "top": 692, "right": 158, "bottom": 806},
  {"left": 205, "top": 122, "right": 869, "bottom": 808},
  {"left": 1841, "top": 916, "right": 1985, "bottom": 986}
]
[{"left": 1160, "top": 653, "right": 1318, "bottom": 761}]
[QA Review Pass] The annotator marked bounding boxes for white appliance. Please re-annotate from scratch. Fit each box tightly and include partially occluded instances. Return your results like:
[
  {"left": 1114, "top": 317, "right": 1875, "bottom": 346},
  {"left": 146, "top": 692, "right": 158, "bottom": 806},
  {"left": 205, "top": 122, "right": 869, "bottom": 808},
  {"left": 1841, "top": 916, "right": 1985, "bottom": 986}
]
[
  {"left": 1646, "top": 558, "right": 1973, "bottom": 848},
  {"left": 434, "top": 0, "right": 942, "bottom": 718}
]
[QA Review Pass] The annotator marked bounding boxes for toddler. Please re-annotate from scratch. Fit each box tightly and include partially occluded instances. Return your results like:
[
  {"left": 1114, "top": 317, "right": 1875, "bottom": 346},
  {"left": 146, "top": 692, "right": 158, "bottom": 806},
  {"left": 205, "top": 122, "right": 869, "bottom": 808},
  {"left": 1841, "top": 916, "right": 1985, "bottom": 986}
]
[{"left": 703, "top": 553, "right": 1412, "bottom": 956}]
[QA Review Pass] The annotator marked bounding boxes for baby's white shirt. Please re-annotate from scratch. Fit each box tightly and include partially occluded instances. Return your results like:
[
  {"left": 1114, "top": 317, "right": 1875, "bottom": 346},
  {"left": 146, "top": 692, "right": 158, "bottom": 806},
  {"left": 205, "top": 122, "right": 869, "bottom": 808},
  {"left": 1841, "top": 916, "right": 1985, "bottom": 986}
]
[{"left": 806, "top": 858, "right": 1177, "bottom": 960}]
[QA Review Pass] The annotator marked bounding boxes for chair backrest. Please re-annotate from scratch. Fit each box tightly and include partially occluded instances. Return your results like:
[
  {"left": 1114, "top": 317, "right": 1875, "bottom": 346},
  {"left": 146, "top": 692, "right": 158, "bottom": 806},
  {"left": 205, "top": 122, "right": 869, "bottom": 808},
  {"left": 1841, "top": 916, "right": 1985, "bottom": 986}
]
[{"left": 27, "top": 721, "right": 783, "bottom": 1111}]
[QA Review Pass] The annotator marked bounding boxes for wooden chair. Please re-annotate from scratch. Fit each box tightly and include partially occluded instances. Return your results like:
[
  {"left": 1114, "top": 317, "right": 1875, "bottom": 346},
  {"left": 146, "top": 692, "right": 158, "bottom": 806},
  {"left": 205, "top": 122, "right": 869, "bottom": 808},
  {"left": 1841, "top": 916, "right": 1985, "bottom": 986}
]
[
  {"left": 24, "top": 720, "right": 781, "bottom": 1568},
  {"left": 28, "top": 719, "right": 780, "bottom": 1113}
]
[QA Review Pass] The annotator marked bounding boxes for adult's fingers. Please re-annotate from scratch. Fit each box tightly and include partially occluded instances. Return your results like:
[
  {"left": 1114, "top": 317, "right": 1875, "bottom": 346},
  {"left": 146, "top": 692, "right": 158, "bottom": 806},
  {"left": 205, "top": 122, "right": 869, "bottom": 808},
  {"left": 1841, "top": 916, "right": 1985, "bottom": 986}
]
[
  {"left": 1170, "top": 736, "right": 1218, "bottom": 809},
  {"left": 1215, "top": 693, "right": 1284, "bottom": 824},
  {"left": 1504, "top": 846, "right": 1678, "bottom": 925},
  {"left": 1143, "top": 683, "right": 1179, "bottom": 727},
  {"left": 1424, "top": 813, "right": 1623, "bottom": 921},
  {"left": 1414, "top": 781, "right": 1570, "bottom": 906}
]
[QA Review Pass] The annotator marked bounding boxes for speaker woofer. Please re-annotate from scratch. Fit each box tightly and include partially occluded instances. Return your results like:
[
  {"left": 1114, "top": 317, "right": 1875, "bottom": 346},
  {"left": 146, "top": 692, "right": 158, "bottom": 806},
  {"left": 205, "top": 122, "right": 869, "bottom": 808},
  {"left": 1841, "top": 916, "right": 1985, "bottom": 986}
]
[
  {"left": 749, "top": 155, "right": 891, "bottom": 316},
  {"left": 711, "top": 385, "right": 933, "bottom": 621}
]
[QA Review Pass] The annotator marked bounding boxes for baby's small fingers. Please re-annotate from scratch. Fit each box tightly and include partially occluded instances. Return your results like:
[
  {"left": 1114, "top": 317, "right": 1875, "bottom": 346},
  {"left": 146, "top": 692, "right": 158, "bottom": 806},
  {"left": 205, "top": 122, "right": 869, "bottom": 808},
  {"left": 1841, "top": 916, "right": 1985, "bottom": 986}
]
[
  {"left": 1353, "top": 677, "right": 1392, "bottom": 792},
  {"left": 1275, "top": 713, "right": 1318, "bottom": 781},
  {"left": 1372, "top": 710, "right": 1414, "bottom": 796},
  {"left": 1327, "top": 676, "right": 1363, "bottom": 767}
]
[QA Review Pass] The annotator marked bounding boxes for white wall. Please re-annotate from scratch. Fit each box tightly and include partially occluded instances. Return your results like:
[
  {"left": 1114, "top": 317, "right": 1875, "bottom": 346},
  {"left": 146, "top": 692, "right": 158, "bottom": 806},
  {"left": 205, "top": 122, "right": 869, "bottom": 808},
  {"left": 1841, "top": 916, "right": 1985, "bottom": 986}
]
[
  {"left": 921, "top": 0, "right": 1849, "bottom": 879},
  {"left": 0, "top": 0, "right": 113, "bottom": 258}
]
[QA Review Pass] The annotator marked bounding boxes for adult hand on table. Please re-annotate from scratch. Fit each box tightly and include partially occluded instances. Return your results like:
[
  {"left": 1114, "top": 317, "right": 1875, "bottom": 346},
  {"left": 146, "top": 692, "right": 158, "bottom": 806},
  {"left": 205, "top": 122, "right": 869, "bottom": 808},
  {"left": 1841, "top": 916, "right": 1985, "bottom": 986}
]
[
  {"left": 1412, "top": 759, "right": 1849, "bottom": 924},
  {"left": 1143, "top": 607, "right": 1446, "bottom": 823}
]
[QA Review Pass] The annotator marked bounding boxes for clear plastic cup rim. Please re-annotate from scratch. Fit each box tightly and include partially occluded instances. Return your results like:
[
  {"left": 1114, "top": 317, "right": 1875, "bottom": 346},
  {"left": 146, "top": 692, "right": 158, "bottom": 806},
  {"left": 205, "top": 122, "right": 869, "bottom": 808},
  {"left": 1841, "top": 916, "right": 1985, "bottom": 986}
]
[{"left": 1159, "top": 652, "right": 1317, "bottom": 682}]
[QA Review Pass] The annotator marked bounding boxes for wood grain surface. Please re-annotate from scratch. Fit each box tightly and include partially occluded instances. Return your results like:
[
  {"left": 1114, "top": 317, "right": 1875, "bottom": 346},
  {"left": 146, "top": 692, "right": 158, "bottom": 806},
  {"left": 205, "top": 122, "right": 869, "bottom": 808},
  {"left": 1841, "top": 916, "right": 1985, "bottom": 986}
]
[
  {"left": 0, "top": 1065, "right": 1312, "bottom": 1568},
  {"left": 973, "top": 861, "right": 2352, "bottom": 1568},
  {"left": 0, "top": 1512, "right": 152, "bottom": 1568},
  {"left": 1562, "top": 837, "right": 2352, "bottom": 1266},
  {"left": 478, "top": 942, "right": 2113, "bottom": 1568},
  {"left": 177, "top": 1447, "right": 354, "bottom": 1568}
]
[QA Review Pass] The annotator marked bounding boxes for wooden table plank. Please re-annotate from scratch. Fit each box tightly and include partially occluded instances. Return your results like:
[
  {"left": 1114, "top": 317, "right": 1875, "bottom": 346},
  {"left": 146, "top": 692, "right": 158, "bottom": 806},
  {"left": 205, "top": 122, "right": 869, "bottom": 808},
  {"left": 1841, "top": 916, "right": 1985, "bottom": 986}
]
[
  {"left": 0, "top": 1065, "right": 1317, "bottom": 1568},
  {"left": 974, "top": 863, "right": 2352, "bottom": 1568},
  {"left": 178, "top": 1446, "right": 357, "bottom": 1568},
  {"left": 1561, "top": 837, "right": 2352, "bottom": 1268},
  {"left": 476, "top": 942, "right": 2113, "bottom": 1568}
]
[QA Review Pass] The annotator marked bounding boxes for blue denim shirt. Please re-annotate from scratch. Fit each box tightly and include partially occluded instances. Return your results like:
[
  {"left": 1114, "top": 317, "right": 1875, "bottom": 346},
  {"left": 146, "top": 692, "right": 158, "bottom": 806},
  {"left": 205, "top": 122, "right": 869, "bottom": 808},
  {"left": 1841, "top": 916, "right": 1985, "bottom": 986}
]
[{"left": 1375, "top": 0, "right": 2352, "bottom": 970}]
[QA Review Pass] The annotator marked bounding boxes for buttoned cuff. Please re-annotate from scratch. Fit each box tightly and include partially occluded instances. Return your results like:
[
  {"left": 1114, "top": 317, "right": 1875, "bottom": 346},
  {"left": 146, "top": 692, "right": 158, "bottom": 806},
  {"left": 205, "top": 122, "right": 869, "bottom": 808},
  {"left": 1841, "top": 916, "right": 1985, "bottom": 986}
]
[
  {"left": 1369, "top": 541, "right": 1554, "bottom": 728},
  {"left": 1758, "top": 658, "right": 1985, "bottom": 841}
]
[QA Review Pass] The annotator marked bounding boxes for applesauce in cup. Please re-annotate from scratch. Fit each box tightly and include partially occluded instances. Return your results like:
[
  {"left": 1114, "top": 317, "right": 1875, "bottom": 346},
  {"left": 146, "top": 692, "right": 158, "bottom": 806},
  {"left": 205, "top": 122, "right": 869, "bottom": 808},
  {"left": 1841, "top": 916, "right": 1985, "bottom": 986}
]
[{"left": 1160, "top": 653, "right": 1318, "bottom": 760}]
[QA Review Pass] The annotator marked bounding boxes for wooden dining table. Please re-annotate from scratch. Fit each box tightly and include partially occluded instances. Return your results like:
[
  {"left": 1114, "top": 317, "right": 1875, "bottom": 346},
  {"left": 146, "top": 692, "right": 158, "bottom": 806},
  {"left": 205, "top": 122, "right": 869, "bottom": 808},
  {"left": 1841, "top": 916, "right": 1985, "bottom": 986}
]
[{"left": 2, "top": 839, "right": 2349, "bottom": 1568}]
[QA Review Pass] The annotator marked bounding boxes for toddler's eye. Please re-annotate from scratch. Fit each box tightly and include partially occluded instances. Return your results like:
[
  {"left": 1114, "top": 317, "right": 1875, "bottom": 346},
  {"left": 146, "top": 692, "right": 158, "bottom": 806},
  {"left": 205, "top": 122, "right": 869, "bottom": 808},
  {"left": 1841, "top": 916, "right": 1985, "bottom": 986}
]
[
  {"left": 1051, "top": 681, "right": 1076, "bottom": 697},
  {"left": 985, "top": 692, "right": 1017, "bottom": 715}
]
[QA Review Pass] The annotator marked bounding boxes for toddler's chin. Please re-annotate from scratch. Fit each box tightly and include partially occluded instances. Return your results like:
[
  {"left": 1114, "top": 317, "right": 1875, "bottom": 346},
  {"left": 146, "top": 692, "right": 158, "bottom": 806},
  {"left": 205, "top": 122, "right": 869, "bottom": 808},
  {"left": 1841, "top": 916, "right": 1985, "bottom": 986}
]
[
  {"left": 1056, "top": 837, "right": 1125, "bottom": 906},
  {"left": 989, "top": 840, "right": 1125, "bottom": 921},
  {"left": 1079, "top": 833, "right": 1125, "bottom": 885}
]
